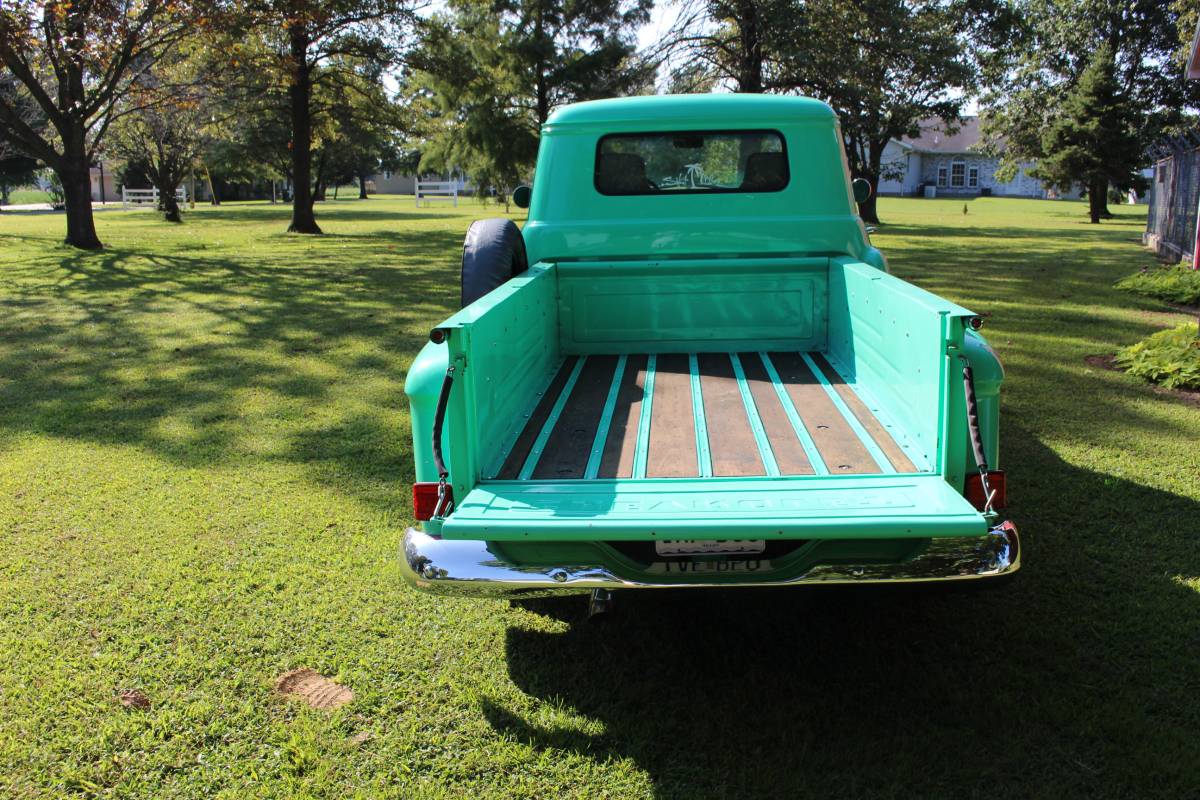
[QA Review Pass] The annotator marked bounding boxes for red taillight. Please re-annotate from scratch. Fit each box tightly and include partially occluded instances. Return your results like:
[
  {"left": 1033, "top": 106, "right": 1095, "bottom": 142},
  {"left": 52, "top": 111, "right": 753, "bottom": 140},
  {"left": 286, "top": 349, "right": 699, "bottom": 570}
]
[
  {"left": 413, "top": 482, "right": 451, "bottom": 521},
  {"left": 965, "top": 470, "right": 1006, "bottom": 511}
]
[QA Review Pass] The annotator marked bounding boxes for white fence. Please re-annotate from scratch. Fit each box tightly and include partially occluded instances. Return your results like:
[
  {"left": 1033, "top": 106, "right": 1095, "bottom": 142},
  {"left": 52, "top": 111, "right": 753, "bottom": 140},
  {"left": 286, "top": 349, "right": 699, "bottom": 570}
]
[
  {"left": 122, "top": 186, "right": 187, "bottom": 209},
  {"left": 415, "top": 180, "right": 459, "bottom": 207}
]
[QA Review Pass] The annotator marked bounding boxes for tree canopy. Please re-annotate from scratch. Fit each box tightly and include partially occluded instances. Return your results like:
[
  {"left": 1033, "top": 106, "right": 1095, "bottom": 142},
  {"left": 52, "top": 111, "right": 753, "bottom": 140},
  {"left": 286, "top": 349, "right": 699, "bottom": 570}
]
[
  {"left": 0, "top": 0, "right": 201, "bottom": 247},
  {"left": 407, "top": 0, "right": 652, "bottom": 203},
  {"left": 981, "top": 0, "right": 1199, "bottom": 220}
]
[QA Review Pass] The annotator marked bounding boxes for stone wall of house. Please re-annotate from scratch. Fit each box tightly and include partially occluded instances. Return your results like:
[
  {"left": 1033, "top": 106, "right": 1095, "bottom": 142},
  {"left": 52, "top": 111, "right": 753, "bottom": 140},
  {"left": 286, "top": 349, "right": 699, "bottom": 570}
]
[{"left": 916, "top": 155, "right": 1070, "bottom": 198}]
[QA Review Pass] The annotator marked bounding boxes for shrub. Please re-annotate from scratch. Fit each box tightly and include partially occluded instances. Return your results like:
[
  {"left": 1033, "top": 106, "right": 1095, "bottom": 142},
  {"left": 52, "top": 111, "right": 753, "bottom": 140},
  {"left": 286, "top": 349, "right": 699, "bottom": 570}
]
[
  {"left": 1115, "top": 324, "right": 1200, "bottom": 390},
  {"left": 1115, "top": 265, "right": 1200, "bottom": 306}
]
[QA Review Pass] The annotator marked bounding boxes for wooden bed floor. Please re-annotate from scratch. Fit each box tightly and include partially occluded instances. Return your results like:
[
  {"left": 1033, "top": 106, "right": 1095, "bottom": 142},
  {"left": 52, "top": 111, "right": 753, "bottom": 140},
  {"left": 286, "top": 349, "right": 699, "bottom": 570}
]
[{"left": 493, "top": 352, "right": 920, "bottom": 481}]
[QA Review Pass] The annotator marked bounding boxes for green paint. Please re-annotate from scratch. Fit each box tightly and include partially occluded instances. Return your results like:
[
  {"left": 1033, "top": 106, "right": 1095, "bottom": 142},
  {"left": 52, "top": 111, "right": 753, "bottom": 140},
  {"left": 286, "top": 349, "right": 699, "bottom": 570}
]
[
  {"left": 632, "top": 353, "right": 656, "bottom": 479},
  {"left": 688, "top": 353, "right": 713, "bottom": 477},
  {"left": 760, "top": 352, "right": 829, "bottom": 475},
  {"left": 799, "top": 351, "right": 896, "bottom": 473},
  {"left": 518, "top": 356, "right": 586, "bottom": 480},
  {"left": 730, "top": 353, "right": 779, "bottom": 476},
  {"left": 440, "top": 474, "right": 986, "bottom": 540},
  {"left": 406, "top": 95, "right": 1003, "bottom": 548},
  {"left": 584, "top": 354, "right": 626, "bottom": 479}
]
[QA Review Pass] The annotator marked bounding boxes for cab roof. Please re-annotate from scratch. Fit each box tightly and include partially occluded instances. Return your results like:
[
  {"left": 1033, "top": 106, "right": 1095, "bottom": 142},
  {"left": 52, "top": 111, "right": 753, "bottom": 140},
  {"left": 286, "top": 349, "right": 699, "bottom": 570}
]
[{"left": 543, "top": 94, "right": 836, "bottom": 131}]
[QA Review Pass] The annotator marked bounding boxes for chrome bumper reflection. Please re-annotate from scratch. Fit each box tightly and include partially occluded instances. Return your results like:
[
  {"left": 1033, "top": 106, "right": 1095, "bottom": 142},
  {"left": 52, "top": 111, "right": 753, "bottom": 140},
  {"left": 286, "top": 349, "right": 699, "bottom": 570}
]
[{"left": 399, "top": 522, "right": 1020, "bottom": 597}]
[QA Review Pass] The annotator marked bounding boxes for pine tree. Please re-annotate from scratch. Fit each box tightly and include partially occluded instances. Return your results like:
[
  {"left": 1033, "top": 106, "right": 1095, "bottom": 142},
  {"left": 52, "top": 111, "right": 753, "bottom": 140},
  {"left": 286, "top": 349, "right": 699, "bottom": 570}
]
[{"left": 1033, "top": 45, "right": 1141, "bottom": 224}]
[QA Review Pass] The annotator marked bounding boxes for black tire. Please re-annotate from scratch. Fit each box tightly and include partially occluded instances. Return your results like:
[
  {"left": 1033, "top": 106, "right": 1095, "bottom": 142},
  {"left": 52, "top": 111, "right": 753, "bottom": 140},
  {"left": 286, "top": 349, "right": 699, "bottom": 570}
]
[{"left": 460, "top": 218, "right": 528, "bottom": 308}]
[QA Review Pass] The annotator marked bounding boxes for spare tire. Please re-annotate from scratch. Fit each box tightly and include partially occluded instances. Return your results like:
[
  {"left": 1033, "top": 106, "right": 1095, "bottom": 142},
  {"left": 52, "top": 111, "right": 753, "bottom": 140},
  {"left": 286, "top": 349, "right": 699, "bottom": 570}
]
[{"left": 460, "top": 218, "right": 528, "bottom": 308}]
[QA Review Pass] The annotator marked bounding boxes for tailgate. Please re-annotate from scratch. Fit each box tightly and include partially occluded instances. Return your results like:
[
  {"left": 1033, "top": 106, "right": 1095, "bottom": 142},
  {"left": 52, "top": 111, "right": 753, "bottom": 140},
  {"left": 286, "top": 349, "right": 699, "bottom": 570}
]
[{"left": 439, "top": 475, "right": 987, "bottom": 541}]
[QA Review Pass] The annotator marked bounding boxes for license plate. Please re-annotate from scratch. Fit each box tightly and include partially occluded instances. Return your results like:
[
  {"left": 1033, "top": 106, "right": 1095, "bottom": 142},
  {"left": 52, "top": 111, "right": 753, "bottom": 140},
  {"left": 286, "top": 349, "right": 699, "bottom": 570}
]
[{"left": 654, "top": 539, "right": 766, "bottom": 556}]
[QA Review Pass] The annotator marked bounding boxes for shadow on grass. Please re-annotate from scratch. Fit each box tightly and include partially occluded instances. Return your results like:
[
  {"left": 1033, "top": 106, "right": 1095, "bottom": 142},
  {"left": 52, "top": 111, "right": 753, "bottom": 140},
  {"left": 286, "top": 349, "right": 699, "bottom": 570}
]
[
  {"left": 491, "top": 425, "right": 1199, "bottom": 799},
  {"left": 0, "top": 227, "right": 465, "bottom": 511}
]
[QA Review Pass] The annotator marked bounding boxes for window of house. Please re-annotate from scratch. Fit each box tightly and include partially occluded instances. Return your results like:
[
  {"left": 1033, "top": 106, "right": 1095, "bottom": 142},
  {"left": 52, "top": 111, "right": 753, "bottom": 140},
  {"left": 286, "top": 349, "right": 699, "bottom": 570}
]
[
  {"left": 595, "top": 130, "right": 789, "bottom": 195},
  {"left": 383, "top": 170, "right": 391, "bottom": 180},
  {"left": 937, "top": 165, "right": 948, "bottom": 187},
  {"left": 967, "top": 165, "right": 979, "bottom": 188},
  {"left": 951, "top": 162, "right": 966, "bottom": 188}
]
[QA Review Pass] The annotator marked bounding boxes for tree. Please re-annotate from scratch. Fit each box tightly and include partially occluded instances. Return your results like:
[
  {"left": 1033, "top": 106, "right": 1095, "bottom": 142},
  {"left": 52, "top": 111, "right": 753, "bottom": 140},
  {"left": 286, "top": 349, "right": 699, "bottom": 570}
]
[
  {"left": 981, "top": 0, "right": 1199, "bottom": 221},
  {"left": 408, "top": 0, "right": 652, "bottom": 198},
  {"left": 669, "top": 0, "right": 791, "bottom": 93},
  {"left": 669, "top": 0, "right": 999, "bottom": 224},
  {"left": 0, "top": 1, "right": 197, "bottom": 248},
  {"left": 106, "top": 51, "right": 220, "bottom": 223},
  {"left": 1033, "top": 45, "right": 1141, "bottom": 224},
  {"left": 108, "top": 90, "right": 210, "bottom": 223},
  {"left": 780, "top": 0, "right": 991, "bottom": 223},
  {"left": 229, "top": 0, "right": 413, "bottom": 234},
  {"left": 316, "top": 60, "right": 406, "bottom": 201},
  {"left": 0, "top": 149, "right": 37, "bottom": 206}
]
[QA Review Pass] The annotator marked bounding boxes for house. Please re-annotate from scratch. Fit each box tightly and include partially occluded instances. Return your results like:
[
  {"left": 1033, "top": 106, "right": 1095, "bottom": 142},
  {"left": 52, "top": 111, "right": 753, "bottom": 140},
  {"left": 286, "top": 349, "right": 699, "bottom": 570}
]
[
  {"left": 877, "top": 116, "right": 1080, "bottom": 199},
  {"left": 89, "top": 162, "right": 118, "bottom": 202},
  {"left": 366, "top": 170, "right": 469, "bottom": 196}
]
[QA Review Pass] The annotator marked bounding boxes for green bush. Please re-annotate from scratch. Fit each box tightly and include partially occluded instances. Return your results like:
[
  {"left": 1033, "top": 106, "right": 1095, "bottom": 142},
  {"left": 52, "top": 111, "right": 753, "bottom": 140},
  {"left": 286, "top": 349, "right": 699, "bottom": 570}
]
[
  {"left": 1115, "top": 265, "right": 1200, "bottom": 306},
  {"left": 1115, "top": 323, "right": 1200, "bottom": 390}
]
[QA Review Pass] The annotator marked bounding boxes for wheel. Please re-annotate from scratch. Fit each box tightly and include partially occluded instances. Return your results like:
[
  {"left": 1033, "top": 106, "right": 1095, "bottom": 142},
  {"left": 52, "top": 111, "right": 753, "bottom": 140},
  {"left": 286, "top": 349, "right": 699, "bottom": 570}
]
[{"left": 460, "top": 218, "right": 528, "bottom": 308}]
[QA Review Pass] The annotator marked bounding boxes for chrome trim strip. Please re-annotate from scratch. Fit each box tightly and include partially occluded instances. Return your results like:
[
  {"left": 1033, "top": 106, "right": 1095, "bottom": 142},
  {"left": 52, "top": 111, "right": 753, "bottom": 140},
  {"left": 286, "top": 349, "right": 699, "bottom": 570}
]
[{"left": 400, "top": 521, "right": 1020, "bottom": 598}]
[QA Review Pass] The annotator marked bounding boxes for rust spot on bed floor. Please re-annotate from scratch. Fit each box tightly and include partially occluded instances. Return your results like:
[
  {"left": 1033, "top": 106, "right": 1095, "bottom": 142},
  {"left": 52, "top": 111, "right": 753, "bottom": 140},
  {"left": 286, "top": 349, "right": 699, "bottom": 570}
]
[{"left": 275, "top": 668, "right": 353, "bottom": 710}]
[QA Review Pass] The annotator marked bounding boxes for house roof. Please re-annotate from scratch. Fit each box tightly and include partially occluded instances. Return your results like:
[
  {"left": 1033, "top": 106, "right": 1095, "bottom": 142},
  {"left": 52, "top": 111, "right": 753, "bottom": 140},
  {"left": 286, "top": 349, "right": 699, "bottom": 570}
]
[{"left": 901, "top": 116, "right": 985, "bottom": 154}]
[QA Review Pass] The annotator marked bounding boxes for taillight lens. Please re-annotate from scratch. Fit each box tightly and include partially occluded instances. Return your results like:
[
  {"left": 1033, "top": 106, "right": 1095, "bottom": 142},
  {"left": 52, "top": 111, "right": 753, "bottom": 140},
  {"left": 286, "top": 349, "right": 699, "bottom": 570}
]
[
  {"left": 413, "top": 482, "right": 451, "bottom": 521},
  {"left": 965, "top": 470, "right": 1006, "bottom": 511}
]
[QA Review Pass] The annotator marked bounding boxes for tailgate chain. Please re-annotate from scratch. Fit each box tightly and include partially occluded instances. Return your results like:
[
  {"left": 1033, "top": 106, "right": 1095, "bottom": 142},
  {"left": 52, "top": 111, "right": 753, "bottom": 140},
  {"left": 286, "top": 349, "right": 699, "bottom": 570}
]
[
  {"left": 959, "top": 356, "right": 996, "bottom": 513},
  {"left": 431, "top": 364, "right": 456, "bottom": 518}
]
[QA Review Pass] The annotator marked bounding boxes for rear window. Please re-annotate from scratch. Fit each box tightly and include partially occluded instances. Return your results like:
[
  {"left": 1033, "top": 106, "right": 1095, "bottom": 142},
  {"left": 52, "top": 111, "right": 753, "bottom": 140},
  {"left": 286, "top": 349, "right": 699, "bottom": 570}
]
[{"left": 594, "top": 130, "right": 789, "bottom": 196}]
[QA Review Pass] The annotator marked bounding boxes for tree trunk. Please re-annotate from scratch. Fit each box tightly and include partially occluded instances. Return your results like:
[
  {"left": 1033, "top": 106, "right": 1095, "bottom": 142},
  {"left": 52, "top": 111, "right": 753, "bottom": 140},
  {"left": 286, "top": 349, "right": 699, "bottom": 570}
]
[
  {"left": 1097, "top": 177, "right": 1113, "bottom": 219},
  {"left": 359, "top": 174, "right": 368, "bottom": 199},
  {"left": 157, "top": 178, "right": 182, "bottom": 223},
  {"left": 855, "top": 142, "right": 884, "bottom": 225},
  {"left": 203, "top": 163, "right": 220, "bottom": 205},
  {"left": 1088, "top": 180, "right": 1104, "bottom": 224},
  {"left": 734, "top": 0, "right": 764, "bottom": 93},
  {"left": 287, "top": 27, "right": 321, "bottom": 234},
  {"left": 858, "top": 190, "right": 880, "bottom": 225},
  {"left": 59, "top": 157, "right": 102, "bottom": 249}
]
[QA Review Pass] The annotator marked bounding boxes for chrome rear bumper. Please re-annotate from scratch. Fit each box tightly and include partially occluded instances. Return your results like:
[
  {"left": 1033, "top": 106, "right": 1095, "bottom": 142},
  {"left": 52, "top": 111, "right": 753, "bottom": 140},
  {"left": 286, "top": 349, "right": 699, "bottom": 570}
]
[{"left": 399, "top": 522, "right": 1020, "bottom": 597}]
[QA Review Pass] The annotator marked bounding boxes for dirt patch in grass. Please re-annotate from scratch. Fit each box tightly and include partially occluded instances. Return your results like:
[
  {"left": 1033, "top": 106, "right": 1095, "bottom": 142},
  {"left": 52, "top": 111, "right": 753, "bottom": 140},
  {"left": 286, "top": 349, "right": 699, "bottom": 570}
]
[
  {"left": 117, "top": 689, "right": 151, "bottom": 710},
  {"left": 275, "top": 669, "right": 353, "bottom": 710}
]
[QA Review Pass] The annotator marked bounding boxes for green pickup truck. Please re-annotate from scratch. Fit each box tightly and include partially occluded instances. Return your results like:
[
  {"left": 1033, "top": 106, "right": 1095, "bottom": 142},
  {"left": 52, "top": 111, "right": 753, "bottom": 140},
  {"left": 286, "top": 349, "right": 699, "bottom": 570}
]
[{"left": 400, "top": 94, "right": 1019, "bottom": 607}]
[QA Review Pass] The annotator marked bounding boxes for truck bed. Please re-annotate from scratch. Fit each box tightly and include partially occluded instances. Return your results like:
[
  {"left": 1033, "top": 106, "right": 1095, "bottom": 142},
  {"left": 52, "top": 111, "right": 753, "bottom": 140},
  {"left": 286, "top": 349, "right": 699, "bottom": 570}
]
[{"left": 490, "top": 350, "right": 922, "bottom": 481}]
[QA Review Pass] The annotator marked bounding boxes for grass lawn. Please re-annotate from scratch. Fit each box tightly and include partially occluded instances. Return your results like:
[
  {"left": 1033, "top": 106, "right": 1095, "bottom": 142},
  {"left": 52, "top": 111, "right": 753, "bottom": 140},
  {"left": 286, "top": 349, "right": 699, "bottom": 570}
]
[
  {"left": 1, "top": 196, "right": 1197, "bottom": 798},
  {"left": 1, "top": 188, "right": 53, "bottom": 206}
]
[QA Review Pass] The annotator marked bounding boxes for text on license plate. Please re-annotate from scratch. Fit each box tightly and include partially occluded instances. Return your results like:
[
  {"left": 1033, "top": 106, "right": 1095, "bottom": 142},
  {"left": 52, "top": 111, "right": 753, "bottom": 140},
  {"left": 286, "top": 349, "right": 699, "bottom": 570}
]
[{"left": 654, "top": 539, "right": 766, "bottom": 556}]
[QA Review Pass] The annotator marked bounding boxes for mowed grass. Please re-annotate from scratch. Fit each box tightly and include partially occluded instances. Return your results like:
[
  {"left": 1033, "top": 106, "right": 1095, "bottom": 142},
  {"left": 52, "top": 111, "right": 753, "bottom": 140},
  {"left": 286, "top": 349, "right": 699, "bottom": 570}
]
[
  {"left": 1, "top": 188, "right": 53, "bottom": 206},
  {"left": 1, "top": 196, "right": 1197, "bottom": 798}
]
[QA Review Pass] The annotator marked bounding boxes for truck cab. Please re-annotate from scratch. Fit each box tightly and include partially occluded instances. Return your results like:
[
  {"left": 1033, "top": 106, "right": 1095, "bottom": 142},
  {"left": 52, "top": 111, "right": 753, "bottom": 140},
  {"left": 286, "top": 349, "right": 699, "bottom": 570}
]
[{"left": 400, "top": 94, "right": 1018, "bottom": 599}]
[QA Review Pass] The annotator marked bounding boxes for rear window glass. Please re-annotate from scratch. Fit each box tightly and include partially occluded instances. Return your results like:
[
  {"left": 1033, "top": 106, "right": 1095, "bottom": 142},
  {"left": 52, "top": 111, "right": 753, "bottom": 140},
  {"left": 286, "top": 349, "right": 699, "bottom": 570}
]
[{"left": 594, "top": 130, "right": 788, "bottom": 196}]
